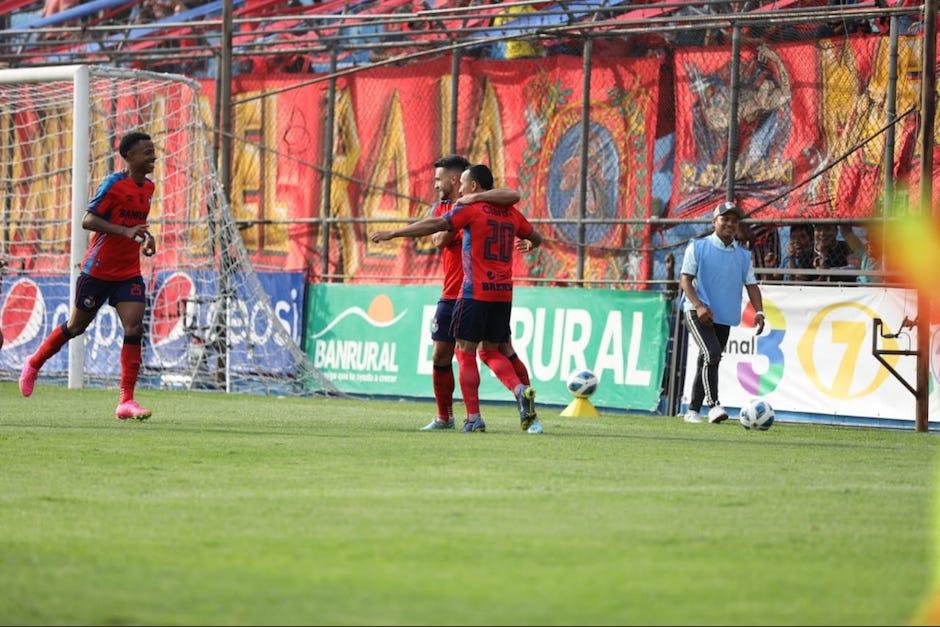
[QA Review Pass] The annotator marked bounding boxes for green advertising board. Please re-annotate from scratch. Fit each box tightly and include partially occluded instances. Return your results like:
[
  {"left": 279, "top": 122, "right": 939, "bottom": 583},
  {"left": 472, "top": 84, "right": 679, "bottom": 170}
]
[{"left": 304, "top": 284, "right": 669, "bottom": 411}]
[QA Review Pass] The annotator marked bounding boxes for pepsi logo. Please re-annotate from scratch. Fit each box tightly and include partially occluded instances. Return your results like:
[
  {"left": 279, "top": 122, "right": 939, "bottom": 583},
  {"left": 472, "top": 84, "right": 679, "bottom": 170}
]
[
  {"left": 0, "top": 278, "right": 46, "bottom": 349},
  {"left": 149, "top": 271, "right": 196, "bottom": 365}
]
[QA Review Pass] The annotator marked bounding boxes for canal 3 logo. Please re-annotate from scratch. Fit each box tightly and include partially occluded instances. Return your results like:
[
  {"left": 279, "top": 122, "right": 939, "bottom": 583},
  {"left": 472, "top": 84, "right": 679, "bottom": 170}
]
[{"left": 734, "top": 301, "right": 785, "bottom": 396}]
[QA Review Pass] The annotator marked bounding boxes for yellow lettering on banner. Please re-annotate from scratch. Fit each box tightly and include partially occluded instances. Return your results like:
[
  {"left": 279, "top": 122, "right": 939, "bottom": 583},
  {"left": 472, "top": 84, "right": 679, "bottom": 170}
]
[
  {"left": 364, "top": 91, "right": 410, "bottom": 257},
  {"left": 797, "top": 302, "right": 897, "bottom": 400},
  {"left": 16, "top": 109, "right": 72, "bottom": 256},
  {"left": 818, "top": 37, "right": 923, "bottom": 209},
  {"left": 89, "top": 94, "right": 109, "bottom": 202},
  {"left": 469, "top": 80, "right": 505, "bottom": 188},
  {"left": 185, "top": 94, "right": 216, "bottom": 250},
  {"left": 148, "top": 96, "right": 166, "bottom": 242},
  {"left": 232, "top": 91, "right": 286, "bottom": 253},
  {"left": 9, "top": 124, "right": 27, "bottom": 248},
  {"left": 329, "top": 88, "right": 363, "bottom": 276},
  {"left": 439, "top": 75, "right": 453, "bottom": 157}
]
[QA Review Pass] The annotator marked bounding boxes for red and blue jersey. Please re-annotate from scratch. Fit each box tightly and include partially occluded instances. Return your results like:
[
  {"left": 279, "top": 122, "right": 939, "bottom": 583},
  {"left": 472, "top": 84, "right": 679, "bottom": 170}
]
[
  {"left": 81, "top": 172, "right": 154, "bottom": 281},
  {"left": 432, "top": 199, "right": 463, "bottom": 300},
  {"left": 443, "top": 201, "right": 532, "bottom": 303}
]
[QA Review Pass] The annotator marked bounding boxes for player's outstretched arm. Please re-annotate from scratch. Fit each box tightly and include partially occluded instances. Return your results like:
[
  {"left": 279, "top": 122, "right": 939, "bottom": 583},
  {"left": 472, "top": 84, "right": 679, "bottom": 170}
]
[
  {"left": 456, "top": 188, "right": 520, "bottom": 206},
  {"left": 371, "top": 216, "right": 451, "bottom": 243},
  {"left": 82, "top": 212, "right": 149, "bottom": 242}
]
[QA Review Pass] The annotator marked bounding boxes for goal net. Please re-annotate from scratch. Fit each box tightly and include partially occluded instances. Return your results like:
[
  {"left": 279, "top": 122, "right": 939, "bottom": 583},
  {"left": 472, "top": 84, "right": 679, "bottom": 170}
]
[{"left": 0, "top": 65, "right": 337, "bottom": 396}]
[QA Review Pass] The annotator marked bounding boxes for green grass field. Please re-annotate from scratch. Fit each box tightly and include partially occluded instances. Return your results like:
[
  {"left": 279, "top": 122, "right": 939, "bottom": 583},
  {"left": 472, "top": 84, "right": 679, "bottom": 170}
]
[{"left": 0, "top": 382, "right": 936, "bottom": 625}]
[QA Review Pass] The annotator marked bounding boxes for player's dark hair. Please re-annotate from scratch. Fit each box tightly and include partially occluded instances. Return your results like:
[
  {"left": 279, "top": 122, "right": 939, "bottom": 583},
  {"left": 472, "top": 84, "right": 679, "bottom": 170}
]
[
  {"left": 434, "top": 154, "right": 470, "bottom": 172},
  {"left": 465, "top": 164, "right": 494, "bottom": 191},
  {"left": 119, "top": 132, "right": 152, "bottom": 159}
]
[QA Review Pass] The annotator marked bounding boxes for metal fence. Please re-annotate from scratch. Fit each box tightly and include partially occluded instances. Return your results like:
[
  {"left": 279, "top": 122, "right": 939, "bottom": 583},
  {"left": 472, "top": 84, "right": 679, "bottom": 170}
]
[{"left": 1, "top": 2, "right": 936, "bottom": 289}]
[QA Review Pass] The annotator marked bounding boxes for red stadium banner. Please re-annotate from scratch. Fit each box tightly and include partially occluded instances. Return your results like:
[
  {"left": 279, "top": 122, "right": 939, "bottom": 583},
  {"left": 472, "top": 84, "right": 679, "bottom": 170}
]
[
  {"left": 197, "top": 76, "right": 327, "bottom": 273},
  {"left": 672, "top": 33, "right": 940, "bottom": 222},
  {"left": 672, "top": 39, "right": 821, "bottom": 220},
  {"left": 336, "top": 55, "right": 661, "bottom": 285},
  {"left": 198, "top": 54, "right": 661, "bottom": 284}
]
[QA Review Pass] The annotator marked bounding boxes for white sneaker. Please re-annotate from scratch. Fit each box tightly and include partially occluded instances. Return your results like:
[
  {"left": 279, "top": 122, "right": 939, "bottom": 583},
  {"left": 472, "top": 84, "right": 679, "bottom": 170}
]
[
  {"left": 707, "top": 404, "right": 729, "bottom": 424},
  {"left": 683, "top": 410, "right": 703, "bottom": 423}
]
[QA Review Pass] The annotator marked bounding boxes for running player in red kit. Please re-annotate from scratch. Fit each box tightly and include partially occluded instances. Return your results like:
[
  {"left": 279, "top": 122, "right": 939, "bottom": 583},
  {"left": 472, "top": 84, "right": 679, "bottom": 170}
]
[
  {"left": 371, "top": 164, "right": 544, "bottom": 434},
  {"left": 19, "top": 131, "right": 157, "bottom": 421}
]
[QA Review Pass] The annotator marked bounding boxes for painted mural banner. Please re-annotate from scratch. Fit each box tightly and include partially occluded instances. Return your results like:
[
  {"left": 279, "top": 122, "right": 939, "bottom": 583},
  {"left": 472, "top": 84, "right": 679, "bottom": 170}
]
[
  {"left": 194, "top": 54, "right": 661, "bottom": 285},
  {"left": 682, "top": 285, "right": 940, "bottom": 423},
  {"left": 304, "top": 284, "right": 670, "bottom": 411}
]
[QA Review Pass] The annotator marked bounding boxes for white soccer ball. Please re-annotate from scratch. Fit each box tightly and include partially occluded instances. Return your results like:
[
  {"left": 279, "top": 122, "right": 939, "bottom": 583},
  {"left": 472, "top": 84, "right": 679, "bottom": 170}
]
[
  {"left": 566, "top": 369, "right": 598, "bottom": 398},
  {"left": 739, "top": 398, "right": 775, "bottom": 430}
]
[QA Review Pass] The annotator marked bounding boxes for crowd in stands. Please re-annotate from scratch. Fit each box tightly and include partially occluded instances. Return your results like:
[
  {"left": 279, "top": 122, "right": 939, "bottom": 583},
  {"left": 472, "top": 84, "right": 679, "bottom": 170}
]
[
  {"left": 732, "top": 221, "right": 883, "bottom": 283},
  {"left": 4, "top": 0, "right": 927, "bottom": 71}
]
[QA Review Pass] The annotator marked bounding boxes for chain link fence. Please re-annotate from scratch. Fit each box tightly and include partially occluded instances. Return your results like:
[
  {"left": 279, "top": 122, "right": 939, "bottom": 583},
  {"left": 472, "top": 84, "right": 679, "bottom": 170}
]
[
  {"left": 2, "top": 3, "right": 935, "bottom": 292},
  {"left": 204, "top": 4, "right": 936, "bottom": 293}
]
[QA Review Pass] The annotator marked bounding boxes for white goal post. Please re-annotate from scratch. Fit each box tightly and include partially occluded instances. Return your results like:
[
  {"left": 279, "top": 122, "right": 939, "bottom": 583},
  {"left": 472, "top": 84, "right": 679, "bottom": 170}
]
[{"left": 0, "top": 65, "right": 336, "bottom": 396}]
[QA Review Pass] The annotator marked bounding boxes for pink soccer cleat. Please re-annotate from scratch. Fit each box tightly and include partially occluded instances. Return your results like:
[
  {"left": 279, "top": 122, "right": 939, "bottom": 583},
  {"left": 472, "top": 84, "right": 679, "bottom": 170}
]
[
  {"left": 19, "top": 362, "right": 39, "bottom": 397},
  {"left": 115, "top": 399, "right": 152, "bottom": 421}
]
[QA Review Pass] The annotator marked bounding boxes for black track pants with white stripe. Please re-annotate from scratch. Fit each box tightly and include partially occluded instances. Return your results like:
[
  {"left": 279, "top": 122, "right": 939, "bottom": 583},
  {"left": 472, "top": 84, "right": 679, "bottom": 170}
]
[{"left": 684, "top": 310, "right": 730, "bottom": 412}]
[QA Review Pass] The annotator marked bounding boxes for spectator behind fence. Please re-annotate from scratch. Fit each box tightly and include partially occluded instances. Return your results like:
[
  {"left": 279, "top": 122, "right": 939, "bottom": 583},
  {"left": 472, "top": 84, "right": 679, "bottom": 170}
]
[
  {"left": 813, "top": 223, "right": 853, "bottom": 282},
  {"left": 840, "top": 224, "right": 883, "bottom": 284},
  {"left": 735, "top": 221, "right": 781, "bottom": 279},
  {"left": 785, "top": 223, "right": 815, "bottom": 281}
]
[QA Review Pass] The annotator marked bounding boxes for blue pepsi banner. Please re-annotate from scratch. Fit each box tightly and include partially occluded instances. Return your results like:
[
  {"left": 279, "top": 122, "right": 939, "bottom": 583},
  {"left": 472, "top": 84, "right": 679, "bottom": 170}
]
[
  {"left": 0, "top": 272, "right": 305, "bottom": 379},
  {"left": 147, "top": 271, "right": 305, "bottom": 375},
  {"left": 1, "top": 276, "right": 73, "bottom": 375}
]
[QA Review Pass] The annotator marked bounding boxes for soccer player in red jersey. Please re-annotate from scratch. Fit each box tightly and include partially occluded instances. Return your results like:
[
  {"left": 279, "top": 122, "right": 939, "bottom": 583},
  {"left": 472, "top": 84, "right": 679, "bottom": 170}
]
[
  {"left": 420, "top": 155, "right": 532, "bottom": 431},
  {"left": 372, "top": 164, "right": 544, "bottom": 434},
  {"left": 19, "top": 131, "right": 157, "bottom": 421}
]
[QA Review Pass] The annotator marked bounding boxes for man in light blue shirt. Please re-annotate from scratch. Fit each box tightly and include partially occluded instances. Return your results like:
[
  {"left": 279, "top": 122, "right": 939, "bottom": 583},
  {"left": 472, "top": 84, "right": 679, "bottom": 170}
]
[{"left": 680, "top": 201, "right": 766, "bottom": 424}]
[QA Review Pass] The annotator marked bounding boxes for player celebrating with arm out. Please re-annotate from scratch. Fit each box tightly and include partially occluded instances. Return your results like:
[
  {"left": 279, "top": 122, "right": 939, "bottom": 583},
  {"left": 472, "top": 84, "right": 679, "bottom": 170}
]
[
  {"left": 19, "top": 131, "right": 158, "bottom": 421},
  {"left": 421, "top": 155, "right": 532, "bottom": 431},
  {"left": 372, "top": 164, "right": 544, "bottom": 434}
]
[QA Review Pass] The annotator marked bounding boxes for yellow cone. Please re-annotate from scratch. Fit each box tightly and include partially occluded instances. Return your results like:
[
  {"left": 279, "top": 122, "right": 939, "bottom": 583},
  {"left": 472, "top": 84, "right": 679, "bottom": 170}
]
[{"left": 560, "top": 397, "right": 599, "bottom": 418}]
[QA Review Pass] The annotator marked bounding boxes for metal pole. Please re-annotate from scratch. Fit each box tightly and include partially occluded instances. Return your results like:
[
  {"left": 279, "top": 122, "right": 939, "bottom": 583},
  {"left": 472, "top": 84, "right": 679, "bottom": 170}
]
[
  {"left": 883, "top": 14, "right": 899, "bottom": 271},
  {"left": 577, "top": 37, "right": 593, "bottom": 283},
  {"left": 212, "top": 50, "right": 223, "bottom": 164},
  {"left": 218, "top": 0, "right": 233, "bottom": 393},
  {"left": 449, "top": 47, "right": 460, "bottom": 155},
  {"left": 68, "top": 65, "right": 89, "bottom": 389},
  {"left": 321, "top": 47, "right": 338, "bottom": 282},
  {"left": 916, "top": 0, "right": 936, "bottom": 432},
  {"left": 219, "top": 0, "right": 233, "bottom": 205},
  {"left": 666, "top": 304, "right": 685, "bottom": 417},
  {"left": 725, "top": 23, "right": 742, "bottom": 203}
]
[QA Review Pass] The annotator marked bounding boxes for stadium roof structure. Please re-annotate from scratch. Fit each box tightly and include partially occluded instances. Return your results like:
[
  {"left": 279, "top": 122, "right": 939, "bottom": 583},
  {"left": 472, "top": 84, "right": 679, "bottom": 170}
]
[{"left": 0, "top": 0, "right": 914, "bottom": 70}]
